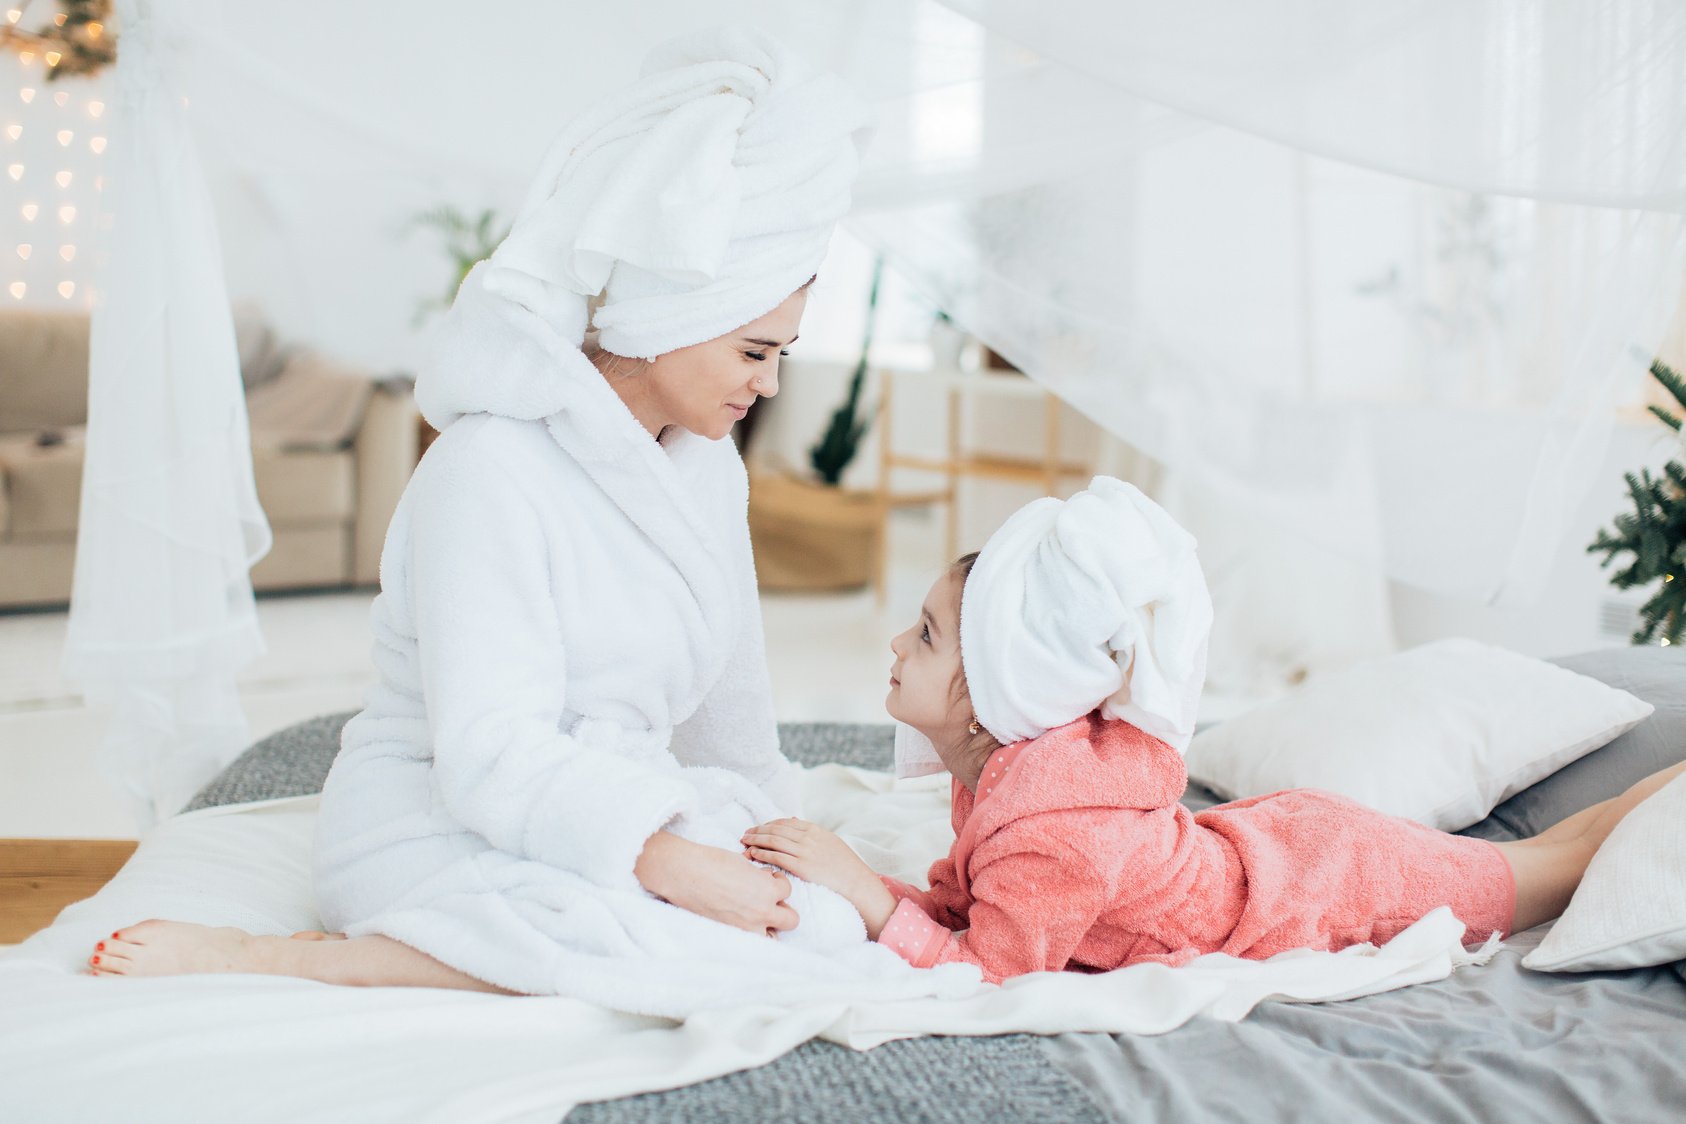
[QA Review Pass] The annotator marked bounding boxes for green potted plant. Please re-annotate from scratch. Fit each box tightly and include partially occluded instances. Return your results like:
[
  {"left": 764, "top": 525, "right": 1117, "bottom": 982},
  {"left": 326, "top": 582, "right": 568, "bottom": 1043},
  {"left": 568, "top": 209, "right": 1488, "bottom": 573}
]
[
  {"left": 1589, "top": 357, "right": 1686, "bottom": 645},
  {"left": 406, "top": 204, "right": 508, "bottom": 325}
]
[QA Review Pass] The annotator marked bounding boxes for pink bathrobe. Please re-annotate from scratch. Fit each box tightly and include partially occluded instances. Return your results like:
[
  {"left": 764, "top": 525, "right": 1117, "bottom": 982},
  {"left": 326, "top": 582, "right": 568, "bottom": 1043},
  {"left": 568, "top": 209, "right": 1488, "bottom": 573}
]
[{"left": 876, "top": 713, "right": 1516, "bottom": 985}]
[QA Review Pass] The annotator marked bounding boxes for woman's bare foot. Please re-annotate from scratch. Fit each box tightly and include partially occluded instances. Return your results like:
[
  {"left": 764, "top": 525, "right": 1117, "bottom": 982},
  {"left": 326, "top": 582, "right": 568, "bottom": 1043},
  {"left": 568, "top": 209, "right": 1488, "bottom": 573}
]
[
  {"left": 87, "top": 920, "right": 519, "bottom": 993},
  {"left": 88, "top": 919, "right": 290, "bottom": 978}
]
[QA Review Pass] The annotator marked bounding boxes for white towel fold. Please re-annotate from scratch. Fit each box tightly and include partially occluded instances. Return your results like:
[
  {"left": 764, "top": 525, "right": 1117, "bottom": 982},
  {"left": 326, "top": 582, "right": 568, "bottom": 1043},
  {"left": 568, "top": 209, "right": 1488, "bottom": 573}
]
[
  {"left": 961, "top": 476, "right": 1214, "bottom": 751},
  {"left": 439, "top": 21, "right": 874, "bottom": 409}
]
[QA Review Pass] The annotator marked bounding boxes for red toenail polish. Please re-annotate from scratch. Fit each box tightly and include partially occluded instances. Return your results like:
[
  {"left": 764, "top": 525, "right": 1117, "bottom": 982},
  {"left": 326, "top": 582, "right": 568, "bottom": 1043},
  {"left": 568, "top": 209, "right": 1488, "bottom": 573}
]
[{"left": 91, "top": 956, "right": 100, "bottom": 964}]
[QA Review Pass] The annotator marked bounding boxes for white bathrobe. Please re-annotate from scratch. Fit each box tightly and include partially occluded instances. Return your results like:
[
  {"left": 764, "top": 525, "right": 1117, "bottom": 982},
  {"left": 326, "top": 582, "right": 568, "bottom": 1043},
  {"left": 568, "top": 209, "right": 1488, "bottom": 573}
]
[{"left": 311, "top": 289, "right": 977, "bottom": 1016}]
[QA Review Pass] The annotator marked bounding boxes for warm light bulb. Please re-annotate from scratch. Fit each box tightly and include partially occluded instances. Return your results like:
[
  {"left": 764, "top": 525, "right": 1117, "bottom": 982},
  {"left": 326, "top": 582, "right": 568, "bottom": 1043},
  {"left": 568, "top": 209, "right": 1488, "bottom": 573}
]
[
  {"left": 55, "top": 130, "right": 72, "bottom": 146},
  {"left": 52, "top": 11, "right": 65, "bottom": 26},
  {"left": 20, "top": 202, "right": 36, "bottom": 220},
  {"left": 43, "top": 51, "right": 61, "bottom": 67},
  {"left": 57, "top": 281, "right": 73, "bottom": 299},
  {"left": 8, "top": 282, "right": 25, "bottom": 299},
  {"left": 4, "top": 125, "right": 18, "bottom": 140},
  {"left": 15, "top": 243, "right": 29, "bottom": 260},
  {"left": 19, "top": 88, "right": 34, "bottom": 104},
  {"left": 87, "top": 100, "right": 104, "bottom": 118},
  {"left": 88, "top": 136, "right": 105, "bottom": 154},
  {"left": 57, "top": 204, "right": 74, "bottom": 224},
  {"left": 59, "top": 244, "right": 73, "bottom": 262},
  {"left": 6, "top": 10, "right": 21, "bottom": 25},
  {"left": 88, "top": 21, "right": 103, "bottom": 40},
  {"left": 54, "top": 170, "right": 70, "bottom": 187},
  {"left": 52, "top": 91, "right": 67, "bottom": 107},
  {"left": 18, "top": 50, "right": 32, "bottom": 65},
  {"left": 6, "top": 163, "right": 22, "bottom": 181}
]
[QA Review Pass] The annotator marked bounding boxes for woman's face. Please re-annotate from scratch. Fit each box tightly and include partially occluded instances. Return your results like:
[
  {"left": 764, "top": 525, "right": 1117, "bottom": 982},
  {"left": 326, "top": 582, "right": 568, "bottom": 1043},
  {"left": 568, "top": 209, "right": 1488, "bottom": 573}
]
[
  {"left": 886, "top": 568, "right": 974, "bottom": 756},
  {"left": 636, "top": 288, "right": 807, "bottom": 440}
]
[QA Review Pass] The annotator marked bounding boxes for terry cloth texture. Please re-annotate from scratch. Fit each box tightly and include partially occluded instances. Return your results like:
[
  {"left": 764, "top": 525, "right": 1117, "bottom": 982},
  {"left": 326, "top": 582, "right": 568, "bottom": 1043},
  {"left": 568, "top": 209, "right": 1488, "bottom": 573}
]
[{"left": 877, "top": 713, "right": 1514, "bottom": 984}]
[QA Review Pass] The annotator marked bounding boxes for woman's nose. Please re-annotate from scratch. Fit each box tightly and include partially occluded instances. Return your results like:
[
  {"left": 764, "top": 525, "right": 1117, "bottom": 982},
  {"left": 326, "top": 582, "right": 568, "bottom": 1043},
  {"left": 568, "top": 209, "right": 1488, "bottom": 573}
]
[{"left": 755, "top": 366, "right": 779, "bottom": 398}]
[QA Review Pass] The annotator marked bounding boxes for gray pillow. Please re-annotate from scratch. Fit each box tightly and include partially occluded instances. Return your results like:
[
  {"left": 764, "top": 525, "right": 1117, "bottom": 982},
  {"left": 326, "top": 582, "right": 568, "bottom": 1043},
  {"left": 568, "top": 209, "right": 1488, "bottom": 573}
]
[{"left": 1458, "top": 645, "right": 1686, "bottom": 843}]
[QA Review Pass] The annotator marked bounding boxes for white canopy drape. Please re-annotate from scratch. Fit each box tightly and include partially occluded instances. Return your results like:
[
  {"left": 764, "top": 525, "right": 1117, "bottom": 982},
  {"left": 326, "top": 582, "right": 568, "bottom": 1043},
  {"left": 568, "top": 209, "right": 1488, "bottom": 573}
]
[
  {"left": 42, "top": 0, "right": 1686, "bottom": 819},
  {"left": 59, "top": 0, "right": 269, "bottom": 829}
]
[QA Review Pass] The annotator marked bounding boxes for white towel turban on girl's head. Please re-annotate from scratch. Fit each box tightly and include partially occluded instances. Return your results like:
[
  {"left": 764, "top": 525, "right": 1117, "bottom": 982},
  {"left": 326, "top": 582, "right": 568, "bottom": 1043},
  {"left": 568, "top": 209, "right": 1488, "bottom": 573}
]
[
  {"left": 959, "top": 476, "right": 1214, "bottom": 753},
  {"left": 416, "top": 24, "right": 875, "bottom": 431}
]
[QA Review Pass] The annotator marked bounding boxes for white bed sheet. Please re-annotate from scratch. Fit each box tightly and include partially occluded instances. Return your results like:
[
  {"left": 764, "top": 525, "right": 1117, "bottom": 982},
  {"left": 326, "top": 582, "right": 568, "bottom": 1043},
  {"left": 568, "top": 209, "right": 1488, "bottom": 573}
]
[{"left": 0, "top": 765, "right": 1497, "bottom": 1124}]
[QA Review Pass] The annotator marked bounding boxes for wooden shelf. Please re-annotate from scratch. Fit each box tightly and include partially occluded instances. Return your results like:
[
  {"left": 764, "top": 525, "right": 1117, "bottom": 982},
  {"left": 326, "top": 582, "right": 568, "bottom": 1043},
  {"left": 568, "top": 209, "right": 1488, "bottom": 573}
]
[{"left": 874, "top": 364, "right": 1086, "bottom": 603}]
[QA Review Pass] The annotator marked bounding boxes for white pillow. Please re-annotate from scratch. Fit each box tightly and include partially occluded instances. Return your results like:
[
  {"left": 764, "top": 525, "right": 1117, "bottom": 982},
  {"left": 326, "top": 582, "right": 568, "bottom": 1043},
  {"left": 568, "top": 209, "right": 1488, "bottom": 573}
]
[
  {"left": 1522, "top": 770, "right": 1686, "bottom": 972},
  {"left": 1185, "top": 638, "right": 1654, "bottom": 831}
]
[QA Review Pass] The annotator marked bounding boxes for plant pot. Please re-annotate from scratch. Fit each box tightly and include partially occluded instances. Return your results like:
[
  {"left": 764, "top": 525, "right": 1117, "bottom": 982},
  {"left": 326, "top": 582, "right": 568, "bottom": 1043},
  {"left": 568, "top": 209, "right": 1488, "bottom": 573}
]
[
  {"left": 748, "top": 472, "right": 884, "bottom": 592},
  {"left": 929, "top": 320, "right": 966, "bottom": 371}
]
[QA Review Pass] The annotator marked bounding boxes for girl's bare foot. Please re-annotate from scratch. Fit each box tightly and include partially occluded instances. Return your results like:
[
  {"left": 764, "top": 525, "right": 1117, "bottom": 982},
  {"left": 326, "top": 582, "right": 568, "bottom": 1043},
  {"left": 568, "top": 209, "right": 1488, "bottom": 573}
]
[{"left": 88, "top": 919, "right": 290, "bottom": 978}]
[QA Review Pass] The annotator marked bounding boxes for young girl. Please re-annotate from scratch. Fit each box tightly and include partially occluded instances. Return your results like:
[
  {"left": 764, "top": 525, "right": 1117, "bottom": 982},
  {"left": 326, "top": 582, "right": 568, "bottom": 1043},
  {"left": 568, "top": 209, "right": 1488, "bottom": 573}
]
[{"left": 741, "top": 476, "right": 1686, "bottom": 985}]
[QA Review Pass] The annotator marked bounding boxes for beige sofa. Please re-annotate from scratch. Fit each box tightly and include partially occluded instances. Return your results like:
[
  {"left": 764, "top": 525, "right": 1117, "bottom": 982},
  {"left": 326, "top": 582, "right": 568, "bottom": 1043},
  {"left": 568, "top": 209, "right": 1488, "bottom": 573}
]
[{"left": 0, "top": 308, "right": 419, "bottom": 609}]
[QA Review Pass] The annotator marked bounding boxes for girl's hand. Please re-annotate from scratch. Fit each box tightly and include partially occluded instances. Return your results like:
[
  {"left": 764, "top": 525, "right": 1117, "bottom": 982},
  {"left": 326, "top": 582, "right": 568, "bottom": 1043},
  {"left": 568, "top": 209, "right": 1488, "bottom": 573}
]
[
  {"left": 740, "top": 818, "right": 880, "bottom": 905},
  {"left": 638, "top": 831, "right": 799, "bottom": 938}
]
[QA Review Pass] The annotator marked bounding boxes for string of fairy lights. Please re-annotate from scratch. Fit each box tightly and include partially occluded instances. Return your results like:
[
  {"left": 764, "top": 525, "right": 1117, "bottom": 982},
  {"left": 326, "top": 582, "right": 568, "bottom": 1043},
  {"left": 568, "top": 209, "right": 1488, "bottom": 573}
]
[{"left": 3, "top": 3, "right": 111, "bottom": 306}]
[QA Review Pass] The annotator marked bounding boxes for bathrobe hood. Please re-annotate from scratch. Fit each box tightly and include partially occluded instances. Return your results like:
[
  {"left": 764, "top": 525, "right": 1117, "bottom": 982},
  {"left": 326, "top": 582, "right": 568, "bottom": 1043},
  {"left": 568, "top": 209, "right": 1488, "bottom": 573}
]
[
  {"left": 963, "top": 715, "right": 1187, "bottom": 838},
  {"left": 415, "top": 260, "right": 594, "bottom": 432}
]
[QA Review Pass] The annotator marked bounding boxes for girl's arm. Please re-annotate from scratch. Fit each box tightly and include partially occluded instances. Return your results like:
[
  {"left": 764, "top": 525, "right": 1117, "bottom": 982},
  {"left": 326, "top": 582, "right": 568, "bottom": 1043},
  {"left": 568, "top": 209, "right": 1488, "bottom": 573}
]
[
  {"left": 878, "top": 853, "right": 971, "bottom": 931},
  {"left": 878, "top": 834, "right": 1117, "bottom": 984}
]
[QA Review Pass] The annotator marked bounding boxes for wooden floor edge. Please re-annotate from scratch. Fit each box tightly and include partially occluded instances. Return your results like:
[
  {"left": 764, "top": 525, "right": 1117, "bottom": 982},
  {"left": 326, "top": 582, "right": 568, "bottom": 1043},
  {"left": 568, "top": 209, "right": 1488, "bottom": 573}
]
[{"left": 0, "top": 837, "right": 140, "bottom": 944}]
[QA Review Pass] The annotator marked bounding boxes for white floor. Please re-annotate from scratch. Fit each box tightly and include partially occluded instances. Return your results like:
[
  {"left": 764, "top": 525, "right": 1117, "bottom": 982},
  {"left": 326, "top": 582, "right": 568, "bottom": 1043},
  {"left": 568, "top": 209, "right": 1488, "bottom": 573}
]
[{"left": 0, "top": 510, "right": 957, "bottom": 841}]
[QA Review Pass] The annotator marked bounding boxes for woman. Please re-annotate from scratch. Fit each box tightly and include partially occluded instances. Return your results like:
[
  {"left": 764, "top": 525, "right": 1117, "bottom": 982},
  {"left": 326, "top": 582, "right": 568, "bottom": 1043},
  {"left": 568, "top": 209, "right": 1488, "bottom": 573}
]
[{"left": 86, "top": 26, "right": 879, "bottom": 1003}]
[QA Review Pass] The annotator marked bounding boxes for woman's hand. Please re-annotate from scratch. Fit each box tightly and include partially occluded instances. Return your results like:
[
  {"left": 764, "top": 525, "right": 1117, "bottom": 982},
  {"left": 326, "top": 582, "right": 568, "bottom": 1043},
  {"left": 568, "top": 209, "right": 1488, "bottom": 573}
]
[
  {"left": 740, "top": 818, "right": 881, "bottom": 906},
  {"left": 636, "top": 831, "right": 799, "bottom": 937}
]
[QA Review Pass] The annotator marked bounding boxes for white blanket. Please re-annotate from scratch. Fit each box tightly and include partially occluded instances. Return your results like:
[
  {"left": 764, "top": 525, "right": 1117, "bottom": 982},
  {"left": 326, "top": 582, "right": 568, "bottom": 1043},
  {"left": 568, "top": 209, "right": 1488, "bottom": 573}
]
[{"left": 0, "top": 765, "right": 1499, "bottom": 1124}]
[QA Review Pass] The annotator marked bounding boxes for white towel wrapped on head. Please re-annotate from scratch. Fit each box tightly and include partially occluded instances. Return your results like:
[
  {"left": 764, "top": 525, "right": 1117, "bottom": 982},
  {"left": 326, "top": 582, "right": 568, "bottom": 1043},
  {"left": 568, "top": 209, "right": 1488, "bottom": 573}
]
[
  {"left": 961, "top": 476, "right": 1214, "bottom": 752},
  {"left": 475, "top": 22, "right": 875, "bottom": 367}
]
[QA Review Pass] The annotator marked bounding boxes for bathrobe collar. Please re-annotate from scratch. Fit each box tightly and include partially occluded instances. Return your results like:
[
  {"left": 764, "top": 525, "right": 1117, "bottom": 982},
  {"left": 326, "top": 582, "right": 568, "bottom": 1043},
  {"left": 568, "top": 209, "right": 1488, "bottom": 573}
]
[
  {"left": 416, "top": 263, "right": 742, "bottom": 716},
  {"left": 542, "top": 369, "right": 739, "bottom": 717}
]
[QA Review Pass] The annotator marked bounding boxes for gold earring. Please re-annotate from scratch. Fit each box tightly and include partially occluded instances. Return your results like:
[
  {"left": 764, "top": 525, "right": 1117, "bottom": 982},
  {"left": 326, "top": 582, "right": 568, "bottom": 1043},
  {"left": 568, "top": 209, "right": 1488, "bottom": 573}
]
[{"left": 967, "top": 719, "right": 980, "bottom": 735}]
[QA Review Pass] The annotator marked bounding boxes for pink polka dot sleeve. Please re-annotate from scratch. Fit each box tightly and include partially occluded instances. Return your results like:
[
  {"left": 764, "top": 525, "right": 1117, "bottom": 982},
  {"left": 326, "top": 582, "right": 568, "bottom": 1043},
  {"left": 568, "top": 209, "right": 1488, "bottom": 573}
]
[{"left": 874, "top": 897, "right": 951, "bottom": 968}]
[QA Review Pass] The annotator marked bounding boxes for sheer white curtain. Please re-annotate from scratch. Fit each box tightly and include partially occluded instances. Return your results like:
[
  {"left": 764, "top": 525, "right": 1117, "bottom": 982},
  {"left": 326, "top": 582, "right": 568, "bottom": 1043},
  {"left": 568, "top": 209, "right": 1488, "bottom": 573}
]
[
  {"left": 55, "top": 0, "right": 1686, "bottom": 817},
  {"left": 846, "top": 1, "right": 1686, "bottom": 607},
  {"left": 61, "top": 0, "right": 270, "bottom": 829}
]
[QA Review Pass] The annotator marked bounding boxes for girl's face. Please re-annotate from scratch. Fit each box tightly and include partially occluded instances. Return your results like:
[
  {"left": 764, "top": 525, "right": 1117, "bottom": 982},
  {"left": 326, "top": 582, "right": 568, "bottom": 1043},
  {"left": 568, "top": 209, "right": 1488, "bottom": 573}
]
[
  {"left": 886, "top": 568, "right": 974, "bottom": 750},
  {"left": 626, "top": 289, "right": 807, "bottom": 440}
]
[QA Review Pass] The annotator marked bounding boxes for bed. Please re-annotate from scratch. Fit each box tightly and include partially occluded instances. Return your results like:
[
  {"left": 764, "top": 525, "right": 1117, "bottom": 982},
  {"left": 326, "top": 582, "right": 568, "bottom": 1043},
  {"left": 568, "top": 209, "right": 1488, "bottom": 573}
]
[{"left": 9, "top": 647, "right": 1686, "bottom": 1122}]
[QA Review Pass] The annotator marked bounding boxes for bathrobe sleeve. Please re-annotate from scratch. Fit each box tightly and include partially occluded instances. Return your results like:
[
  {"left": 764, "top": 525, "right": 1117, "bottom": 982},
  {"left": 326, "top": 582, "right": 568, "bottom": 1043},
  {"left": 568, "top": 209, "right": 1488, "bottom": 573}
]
[
  {"left": 879, "top": 853, "right": 973, "bottom": 931},
  {"left": 409, "top": 436, "right": 701, "bottom": 894},
  {"left": 874, "top": 810, "right": 1135, "bottom": 985}
]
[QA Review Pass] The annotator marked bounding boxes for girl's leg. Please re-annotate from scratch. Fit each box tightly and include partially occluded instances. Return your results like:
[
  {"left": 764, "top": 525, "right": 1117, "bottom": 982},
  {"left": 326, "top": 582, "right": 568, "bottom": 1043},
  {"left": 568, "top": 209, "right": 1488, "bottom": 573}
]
[
  {"left": 1495, "top": 760, "right": 1686, "bottom": 933},
  {"left": 87, "top": 919, "right": 520, "bottom": 995}
]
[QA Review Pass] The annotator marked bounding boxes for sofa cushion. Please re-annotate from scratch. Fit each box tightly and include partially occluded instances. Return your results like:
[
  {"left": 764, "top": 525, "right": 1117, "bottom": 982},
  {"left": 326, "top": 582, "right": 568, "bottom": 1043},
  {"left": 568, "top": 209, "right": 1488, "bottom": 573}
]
[
  {"left": 251, "top": 445, "right": 355, "bottom": 524},
  {"left": 0, "top": 430, "right": 83, "bottom": 538},
  {"left": 0, "top": 309, "right": 91, "bottom": 432},
  {"left": 246, "top": 352, "right": 376, "bottom": 451},
  {"left": 0, "top": 430, "right": 353, "bottom": 538}
]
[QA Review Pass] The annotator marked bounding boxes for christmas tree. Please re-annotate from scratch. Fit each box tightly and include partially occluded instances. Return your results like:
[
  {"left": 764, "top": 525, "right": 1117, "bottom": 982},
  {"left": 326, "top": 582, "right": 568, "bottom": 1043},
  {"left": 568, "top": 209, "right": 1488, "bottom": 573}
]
[{"left": 1588, "top": 358, "right": 1686, "bottom": 645}]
